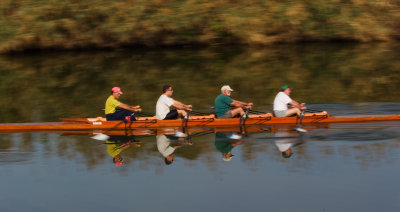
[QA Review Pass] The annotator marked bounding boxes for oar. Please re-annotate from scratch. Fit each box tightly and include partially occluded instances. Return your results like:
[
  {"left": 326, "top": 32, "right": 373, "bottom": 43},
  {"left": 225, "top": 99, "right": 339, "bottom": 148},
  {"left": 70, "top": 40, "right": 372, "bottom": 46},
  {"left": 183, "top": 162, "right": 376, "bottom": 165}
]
[
  {"left": 305, "top": 108, "right": 324, "bottom": 113},
  {"left": 190, "top": 110, "right": 208, "bottom": 116},
  {"left": 135, "top": 111, "right": 154, "bottom": 117},
  {"left": 91, "top": 120, "right": 126, "bottom": 141},
  {"left": 248, "top": 109, "right": 267, "bottom": 114},
  {"left": 237, "top": 135, "right": 301, "bottom": 142},
  {"left": 294, "top": 110, "right": 307, "bottom": 132},
  {"left": 228, "top": 108, "right": 250, "bottom": 139},
  {"left": 223, "top": 106, "right": 267, "bottom": 115}
]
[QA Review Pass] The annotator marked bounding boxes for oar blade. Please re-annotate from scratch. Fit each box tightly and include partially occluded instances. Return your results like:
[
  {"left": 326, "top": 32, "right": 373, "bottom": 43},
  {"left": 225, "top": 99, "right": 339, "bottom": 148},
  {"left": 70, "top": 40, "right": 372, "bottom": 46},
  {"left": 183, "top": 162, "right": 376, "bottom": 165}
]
[
  {"left": 228, "top": 133, "right": 242, "bottom": 140},
  {"left": 295, "top": 127, "right": 307, "bottom": 133},
  {"left": 174, "top": 131, "right": 187, "bottom": 138},
  {"left": 91, "top": 133, "right": 110, "bottom": 141}
]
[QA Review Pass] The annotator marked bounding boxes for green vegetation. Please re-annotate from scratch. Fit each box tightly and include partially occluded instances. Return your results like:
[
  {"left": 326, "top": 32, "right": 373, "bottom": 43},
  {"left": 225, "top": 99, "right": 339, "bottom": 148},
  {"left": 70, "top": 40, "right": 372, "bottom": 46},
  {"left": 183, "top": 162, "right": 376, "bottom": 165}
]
[{"left": 1, "top": 0, "right": 399, "bottom": 53}]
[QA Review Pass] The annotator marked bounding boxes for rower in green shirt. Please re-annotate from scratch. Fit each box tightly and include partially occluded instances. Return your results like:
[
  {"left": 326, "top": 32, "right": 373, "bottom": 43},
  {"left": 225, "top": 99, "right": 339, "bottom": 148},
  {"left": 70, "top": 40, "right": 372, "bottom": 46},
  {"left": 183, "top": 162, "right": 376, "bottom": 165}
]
[{"left": 214, "top": 85, "right": 253, "bottom": 118}]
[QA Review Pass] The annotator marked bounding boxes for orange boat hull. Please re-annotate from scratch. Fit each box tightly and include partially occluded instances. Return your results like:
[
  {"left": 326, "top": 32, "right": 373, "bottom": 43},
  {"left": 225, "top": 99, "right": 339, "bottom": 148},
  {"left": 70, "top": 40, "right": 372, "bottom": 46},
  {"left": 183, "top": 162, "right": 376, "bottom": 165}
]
[{"left": 0, "top": 113, "right": 399, "bottom": 131}]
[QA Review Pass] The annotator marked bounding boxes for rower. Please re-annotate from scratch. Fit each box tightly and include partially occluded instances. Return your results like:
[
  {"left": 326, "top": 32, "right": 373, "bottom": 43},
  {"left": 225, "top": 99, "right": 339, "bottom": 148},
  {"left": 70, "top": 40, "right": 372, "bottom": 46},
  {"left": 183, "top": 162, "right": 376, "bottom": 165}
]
[
  {"left": 105, "top": 87, "right": 142, "bottom": 121},
  {"left": 273, "top": 84, "right": 306, "bottom": 117},
  {"left": 214, "top": 85, "right": 253, "bottom": 119},
  {"left": 156, "top": 85, "right": 192, "bottom": 120}
]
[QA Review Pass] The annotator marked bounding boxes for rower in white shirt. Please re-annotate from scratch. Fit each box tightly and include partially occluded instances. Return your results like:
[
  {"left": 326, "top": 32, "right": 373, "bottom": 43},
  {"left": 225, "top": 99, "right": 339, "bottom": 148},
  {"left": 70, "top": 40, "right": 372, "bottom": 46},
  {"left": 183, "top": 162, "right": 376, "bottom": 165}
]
[
  {"left": 156, "top": 85, "right": 192, "bottom": 120},
  {"left": 273, "top": 84, "right": 306, "bottom": 117}
]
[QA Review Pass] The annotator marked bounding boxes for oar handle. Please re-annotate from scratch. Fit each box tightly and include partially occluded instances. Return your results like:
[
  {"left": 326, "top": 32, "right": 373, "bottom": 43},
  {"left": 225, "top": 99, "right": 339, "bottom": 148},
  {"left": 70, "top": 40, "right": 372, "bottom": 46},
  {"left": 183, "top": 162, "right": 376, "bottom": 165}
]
[{"left": 305, "top": 108, "right": 324, "bottom": 113}]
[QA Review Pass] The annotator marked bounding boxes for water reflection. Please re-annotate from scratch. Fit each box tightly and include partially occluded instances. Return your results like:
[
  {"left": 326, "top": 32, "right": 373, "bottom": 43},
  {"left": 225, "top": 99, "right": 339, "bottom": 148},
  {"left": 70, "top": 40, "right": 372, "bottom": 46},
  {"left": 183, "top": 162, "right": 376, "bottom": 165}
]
[
  {"left": 1, "top": 125, "right": 399, "bottom": 212},
  {"left": 215, "top": 132, "right": 244, "bottom": 162},
  {"left": 0, "top": 122, "right": 399, "bottom": 170},
  {"left": 271, "top": 131, "right": 303, "bottom": 159},
  {"left": 105, "top": 135, "right": 141, "bottom": 166},
  {"left": 157, "top": 133, "right": 193, "bottom": 165}
]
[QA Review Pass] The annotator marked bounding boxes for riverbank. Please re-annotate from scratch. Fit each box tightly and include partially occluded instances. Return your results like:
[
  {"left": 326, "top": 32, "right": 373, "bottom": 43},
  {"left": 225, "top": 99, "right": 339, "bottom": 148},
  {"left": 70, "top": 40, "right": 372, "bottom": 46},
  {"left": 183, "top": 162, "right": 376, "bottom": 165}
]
[{"left": 1, "top": 0, "right": 399, "bottom": 53}]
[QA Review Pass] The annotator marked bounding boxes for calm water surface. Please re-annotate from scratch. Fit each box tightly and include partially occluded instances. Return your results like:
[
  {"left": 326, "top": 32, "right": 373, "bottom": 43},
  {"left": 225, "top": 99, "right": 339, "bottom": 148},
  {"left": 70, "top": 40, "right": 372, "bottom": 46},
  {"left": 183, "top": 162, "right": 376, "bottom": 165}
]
[{"left": 1, "top": 43, "right": 400, "bottom": 211}]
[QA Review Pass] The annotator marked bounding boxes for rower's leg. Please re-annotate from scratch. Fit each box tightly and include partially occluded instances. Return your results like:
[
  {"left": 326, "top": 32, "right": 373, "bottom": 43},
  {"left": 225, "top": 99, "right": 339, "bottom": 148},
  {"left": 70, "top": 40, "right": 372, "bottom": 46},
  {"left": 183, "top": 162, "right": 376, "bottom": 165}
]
[
  {"left": 231, "top": 108, "right": 244, "bottom": 118},
  {"left": 285, "top": 108, "right": 301, "bottom": 117},
  {"left": 177, "top": 109, "right": 188, "bottom": 118}
]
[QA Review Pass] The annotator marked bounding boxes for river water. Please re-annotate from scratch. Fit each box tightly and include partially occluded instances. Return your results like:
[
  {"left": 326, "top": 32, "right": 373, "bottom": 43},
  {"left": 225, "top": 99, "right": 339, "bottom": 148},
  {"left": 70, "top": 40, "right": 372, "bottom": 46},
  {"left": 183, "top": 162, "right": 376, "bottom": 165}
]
[{"left": 0, "top": 43, "right": 399, "bottom": 211}]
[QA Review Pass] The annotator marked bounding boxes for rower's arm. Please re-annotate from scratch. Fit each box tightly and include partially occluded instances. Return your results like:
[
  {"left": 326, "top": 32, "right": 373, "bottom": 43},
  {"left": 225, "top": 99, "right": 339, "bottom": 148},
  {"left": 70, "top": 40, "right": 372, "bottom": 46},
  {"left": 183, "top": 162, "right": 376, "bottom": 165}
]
[
  {"left": 118, "top": 103, "right": 142, "bottom": 112},
  {"left": 231, "top": 100, "right": 253, "bottom": 108},
  {"left": 289, "top": 100, "right": 306, "bottom": 110},
  {"left": 172, "top": 100, "right": 192, "bottom": 111}
]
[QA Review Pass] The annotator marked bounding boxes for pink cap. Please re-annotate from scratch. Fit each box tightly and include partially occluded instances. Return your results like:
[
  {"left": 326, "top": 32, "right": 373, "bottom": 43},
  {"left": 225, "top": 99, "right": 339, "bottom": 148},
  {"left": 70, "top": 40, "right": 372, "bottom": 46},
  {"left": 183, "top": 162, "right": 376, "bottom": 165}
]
[
  {"left": 112, "top": 87, "right": 123, "bottom": 94},
  {"left": 114, "top": 161, "right": 123, "bottom": 166},
  {"left": 114, "top": 158, "right": 124, "bottom": 166}
]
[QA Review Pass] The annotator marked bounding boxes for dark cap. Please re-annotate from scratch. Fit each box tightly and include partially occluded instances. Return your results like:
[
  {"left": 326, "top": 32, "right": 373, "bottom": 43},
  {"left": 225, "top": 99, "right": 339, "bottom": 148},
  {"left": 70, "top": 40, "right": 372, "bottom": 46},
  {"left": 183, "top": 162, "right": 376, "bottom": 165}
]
[
  {"left": 281, "top": 84, "right": 291, "bottom": 91},
  {"left": 282, "top": 151, "right": 293, "bottom": 158}
]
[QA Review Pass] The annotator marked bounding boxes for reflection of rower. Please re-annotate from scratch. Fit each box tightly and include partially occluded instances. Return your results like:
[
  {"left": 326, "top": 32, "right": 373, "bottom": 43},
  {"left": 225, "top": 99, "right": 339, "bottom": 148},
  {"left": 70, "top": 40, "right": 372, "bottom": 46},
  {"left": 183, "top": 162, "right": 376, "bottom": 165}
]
[
  {"left": 215, "top": 132, "right": 243, "bottom": 162},
  {"left": 156, "top": 134, "right": 192, "bottom": 165},
  {"left": 273, "top": 131, "right": 303, "bottom": 158},
  {"left": 106, "top": 135, "right": 140, "bottom": 166}
]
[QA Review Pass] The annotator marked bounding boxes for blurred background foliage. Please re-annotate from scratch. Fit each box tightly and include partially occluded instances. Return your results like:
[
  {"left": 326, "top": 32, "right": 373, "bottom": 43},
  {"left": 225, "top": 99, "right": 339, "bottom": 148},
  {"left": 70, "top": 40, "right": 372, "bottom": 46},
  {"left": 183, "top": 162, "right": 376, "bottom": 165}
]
[
  {"left": 0, "top": 42, "right": 399, "bottom": 122},
  {"left": 1, "top": 0, "right": 399, "bottom": 53}
]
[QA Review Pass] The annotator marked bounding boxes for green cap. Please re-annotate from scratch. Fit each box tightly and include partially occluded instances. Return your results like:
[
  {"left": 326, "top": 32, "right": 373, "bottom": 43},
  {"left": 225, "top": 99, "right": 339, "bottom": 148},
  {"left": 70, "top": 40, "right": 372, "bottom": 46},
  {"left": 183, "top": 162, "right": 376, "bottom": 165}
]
[
  {"left": 282, "top": 152, "right": 293, "bottom": 158},
  {"left": 281, "top": 84, "right": 291, "bottom": 91}
]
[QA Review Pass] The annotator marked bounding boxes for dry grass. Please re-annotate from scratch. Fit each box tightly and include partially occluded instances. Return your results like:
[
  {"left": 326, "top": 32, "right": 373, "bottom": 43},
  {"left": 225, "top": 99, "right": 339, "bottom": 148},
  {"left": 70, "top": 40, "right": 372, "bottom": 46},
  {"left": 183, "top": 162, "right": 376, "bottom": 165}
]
[{"left": 0, "top": 0, "right": 399, "bottom": 53}]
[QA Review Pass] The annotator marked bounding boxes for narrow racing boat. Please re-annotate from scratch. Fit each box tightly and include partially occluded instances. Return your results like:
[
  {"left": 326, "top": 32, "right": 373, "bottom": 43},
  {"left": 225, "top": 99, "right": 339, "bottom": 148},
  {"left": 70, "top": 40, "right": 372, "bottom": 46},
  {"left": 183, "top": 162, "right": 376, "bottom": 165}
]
[{"left": 0, "top": 111, "right": 399, "bottom": 131}]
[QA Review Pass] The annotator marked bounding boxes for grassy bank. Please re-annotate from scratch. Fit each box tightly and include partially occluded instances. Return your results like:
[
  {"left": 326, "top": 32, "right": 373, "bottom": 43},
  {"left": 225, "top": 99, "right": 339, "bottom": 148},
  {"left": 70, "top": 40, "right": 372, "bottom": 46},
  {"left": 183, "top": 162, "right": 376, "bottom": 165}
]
[{"left": 1, "top": 0, "right": 399, "bottom": 53}]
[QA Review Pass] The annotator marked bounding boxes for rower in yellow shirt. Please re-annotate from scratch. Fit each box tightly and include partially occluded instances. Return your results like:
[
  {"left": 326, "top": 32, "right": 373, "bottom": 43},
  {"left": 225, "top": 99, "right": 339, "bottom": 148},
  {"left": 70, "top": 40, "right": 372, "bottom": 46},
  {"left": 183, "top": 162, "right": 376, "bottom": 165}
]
[{"left": 105, "top": 87, "right": 142, "bottom": 121}]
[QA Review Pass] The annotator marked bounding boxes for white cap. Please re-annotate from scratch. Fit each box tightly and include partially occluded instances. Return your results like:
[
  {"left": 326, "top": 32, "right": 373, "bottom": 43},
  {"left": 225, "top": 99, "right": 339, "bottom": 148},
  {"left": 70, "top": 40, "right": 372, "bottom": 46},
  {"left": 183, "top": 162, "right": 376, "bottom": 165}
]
[
  {"left": 222, "top": 154, "right": 233, "bottom": 162},
  {"left": 221, "top": 85, "right": 234, "bottom": 92},
  {"left": 275, "top": 142, "right": 293, "bottom": 152}
]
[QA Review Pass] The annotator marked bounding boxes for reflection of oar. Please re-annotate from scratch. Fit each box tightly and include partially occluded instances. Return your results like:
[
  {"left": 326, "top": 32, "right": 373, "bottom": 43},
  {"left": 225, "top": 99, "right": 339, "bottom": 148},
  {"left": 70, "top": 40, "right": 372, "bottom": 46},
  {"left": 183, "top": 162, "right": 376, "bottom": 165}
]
[
  {"left": 294, "top": 110, "right": 307, "bottom": 132},
  {"left": 228, "top": 108, "right": 250, "bottom": 139},
  {"left": 91, "top": 120, "right": 126, "bottom": 141},
  {"left": 256, "top": 136, "right": 299, "bottom": 140}
]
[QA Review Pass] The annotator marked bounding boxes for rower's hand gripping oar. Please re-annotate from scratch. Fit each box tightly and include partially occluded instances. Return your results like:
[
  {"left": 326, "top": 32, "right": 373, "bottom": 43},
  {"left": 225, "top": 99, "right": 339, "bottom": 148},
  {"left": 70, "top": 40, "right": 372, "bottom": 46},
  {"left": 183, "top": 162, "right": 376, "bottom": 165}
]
[{"left": 228, "top": 108, "right": 250, "bottom": 140}]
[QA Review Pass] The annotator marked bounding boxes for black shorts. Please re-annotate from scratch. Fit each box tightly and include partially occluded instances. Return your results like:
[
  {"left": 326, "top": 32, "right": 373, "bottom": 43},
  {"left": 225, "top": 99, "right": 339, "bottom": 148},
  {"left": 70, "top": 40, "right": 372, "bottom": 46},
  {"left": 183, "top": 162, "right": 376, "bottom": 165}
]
[
  {"left": 106, "top": 109, "right": 136, "bottom": 121},
  {"left": 164, "top": 109, "right": 178, "bottom": 120}
]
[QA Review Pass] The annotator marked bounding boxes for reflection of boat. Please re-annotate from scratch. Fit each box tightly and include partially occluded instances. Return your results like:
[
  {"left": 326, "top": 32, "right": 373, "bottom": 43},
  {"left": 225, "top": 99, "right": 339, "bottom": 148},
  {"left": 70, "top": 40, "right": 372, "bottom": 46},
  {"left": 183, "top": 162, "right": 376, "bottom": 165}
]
[
  {"left": 0, "top": 125, "right": 320, "bottom": 137},
  {"left": 0, "top": 112, "right": 399, "bottom": 131}
]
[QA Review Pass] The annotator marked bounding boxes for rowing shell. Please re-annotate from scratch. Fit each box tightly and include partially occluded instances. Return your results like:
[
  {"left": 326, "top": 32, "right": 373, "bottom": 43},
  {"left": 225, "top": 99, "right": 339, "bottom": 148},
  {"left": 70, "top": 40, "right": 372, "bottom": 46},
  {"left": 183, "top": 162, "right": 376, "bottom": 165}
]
[{"left": 0, "top": 112, "right": 399, "bottom": 132}]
